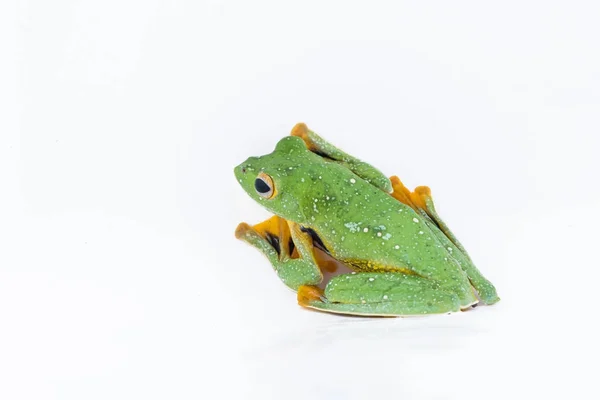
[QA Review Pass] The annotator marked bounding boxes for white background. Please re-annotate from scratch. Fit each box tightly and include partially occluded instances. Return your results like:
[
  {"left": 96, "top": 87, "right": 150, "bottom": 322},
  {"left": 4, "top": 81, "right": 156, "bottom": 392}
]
[{"left": 2, "top": 1, "right": 599, "bottom": 399}]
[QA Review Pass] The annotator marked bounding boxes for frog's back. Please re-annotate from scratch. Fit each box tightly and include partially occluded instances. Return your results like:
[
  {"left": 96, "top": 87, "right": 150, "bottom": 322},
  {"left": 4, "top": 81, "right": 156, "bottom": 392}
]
[{"left": 304, "top": 167, "right": 454, "bottom": 276}]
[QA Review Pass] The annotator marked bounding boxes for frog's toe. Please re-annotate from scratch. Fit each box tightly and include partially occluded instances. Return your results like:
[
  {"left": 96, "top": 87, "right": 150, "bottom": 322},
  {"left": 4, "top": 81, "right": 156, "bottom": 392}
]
[
  {"left": 475, "top": 282, "right": 501, "bottom": 305},
  {"left": 388, "top": 176, "right": 437, "bottom": 215},
  {"left": 297, "top": 285, "right": 326, "bottom": 307},
  {"left": 291, "top": 122, "right": 309, "bottom": 140},
  {"left": 389, "top": 176, "right": 416, "bottom": 208},
  {"left": 235, "top": 222, "right": 252, "bottom": 239}
]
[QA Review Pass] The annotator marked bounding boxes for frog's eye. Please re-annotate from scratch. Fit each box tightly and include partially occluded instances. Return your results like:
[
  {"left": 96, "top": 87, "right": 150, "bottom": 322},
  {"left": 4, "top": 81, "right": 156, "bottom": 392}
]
[{"left": 255, "top": 172, "right": 275, "bottom": 199}]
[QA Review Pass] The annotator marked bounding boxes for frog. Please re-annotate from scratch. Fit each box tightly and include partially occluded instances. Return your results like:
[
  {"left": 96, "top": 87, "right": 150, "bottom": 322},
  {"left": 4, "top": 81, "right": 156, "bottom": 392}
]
[{"left": 234, "top": 123, "right": 500, "bottom": 316}]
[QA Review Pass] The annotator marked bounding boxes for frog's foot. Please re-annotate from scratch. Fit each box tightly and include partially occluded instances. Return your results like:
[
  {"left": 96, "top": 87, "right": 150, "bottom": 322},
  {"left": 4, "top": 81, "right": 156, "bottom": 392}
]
[
  {"left": 236, "top": 215, "right": 294, "bottom": 259},
  {"left": 291, "top": 123, "right": 392, "bottom": 193},
  {"left": 235, "top": 217, "right": 328, "bottom": 290},
  {"left": 298, "top": 272, "right": 462, "bottom": 317},
  {"left": 297, "top": 285, "right": 326, "bottom": 306},
  {"left": 389, "top": 176, "right": 500, "bottom": 305}
]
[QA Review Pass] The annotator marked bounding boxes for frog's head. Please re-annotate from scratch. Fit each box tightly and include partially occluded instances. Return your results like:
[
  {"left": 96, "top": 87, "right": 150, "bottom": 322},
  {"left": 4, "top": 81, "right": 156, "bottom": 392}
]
[{"left": 234, "top": 136, "right": 313, "bottom": 222}]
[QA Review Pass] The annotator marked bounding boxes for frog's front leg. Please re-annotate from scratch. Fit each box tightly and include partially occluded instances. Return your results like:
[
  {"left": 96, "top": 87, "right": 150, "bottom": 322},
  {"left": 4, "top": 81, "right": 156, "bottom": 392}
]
[
  {"left": 237, "top": 217, "right": 461, "bottom": 316},
  {"left": 291, "top": 123, "right": 393, "bottom": 193},
  {"left": 299, "top": 272, "right": 462, "bottom": 316},
  {"left": 235, "top": 216, "right": 323, "bottom": 291}
]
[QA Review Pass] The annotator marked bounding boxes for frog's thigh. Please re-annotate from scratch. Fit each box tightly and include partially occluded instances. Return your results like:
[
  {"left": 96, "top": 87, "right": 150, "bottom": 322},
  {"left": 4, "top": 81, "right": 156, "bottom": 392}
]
[{"left": 298, "top": 273, "right": 461, "bottom": 316}]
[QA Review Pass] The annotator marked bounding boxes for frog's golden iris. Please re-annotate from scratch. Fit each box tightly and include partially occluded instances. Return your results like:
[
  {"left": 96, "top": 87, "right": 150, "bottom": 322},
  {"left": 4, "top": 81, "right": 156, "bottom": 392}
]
[{"left": 254, "top": 172, "right": 275, "bottom": 199}]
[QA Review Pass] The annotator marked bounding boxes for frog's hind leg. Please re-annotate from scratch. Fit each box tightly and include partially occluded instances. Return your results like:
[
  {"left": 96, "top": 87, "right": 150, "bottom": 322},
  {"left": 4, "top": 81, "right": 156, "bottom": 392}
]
[
  {"left": 291, "top": 123, "right": 392, "bottom": 193},
  {"left": 298, "top": 272, "right": 461, "bottom": 317},
  {"left": 390, "top": 176, "right": 500, "bottom": 305}
]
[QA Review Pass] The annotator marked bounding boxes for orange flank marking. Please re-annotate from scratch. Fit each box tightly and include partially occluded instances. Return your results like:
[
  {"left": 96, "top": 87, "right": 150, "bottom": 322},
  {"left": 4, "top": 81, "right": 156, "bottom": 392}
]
[{"left": 343, "top": 258, "right": 418, "bottom": 276}]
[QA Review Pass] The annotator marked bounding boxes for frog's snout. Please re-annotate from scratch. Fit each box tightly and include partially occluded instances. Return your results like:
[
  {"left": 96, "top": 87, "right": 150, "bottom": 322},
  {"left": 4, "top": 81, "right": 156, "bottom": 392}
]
[
  {"left": 234, "top": 157, "right": 257, "bottom": 190},
  {"left": 233, "top": 163, "right": 245, "bottom": 183},
  {"left": 235, "top": 156, "right": 260, "bottom": 180}
]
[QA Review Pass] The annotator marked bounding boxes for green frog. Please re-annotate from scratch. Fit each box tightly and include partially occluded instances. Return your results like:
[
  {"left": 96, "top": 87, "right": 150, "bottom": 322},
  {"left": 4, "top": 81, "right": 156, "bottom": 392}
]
[{"left": 234, "top": 123, "right": 499, "bottom": 316}]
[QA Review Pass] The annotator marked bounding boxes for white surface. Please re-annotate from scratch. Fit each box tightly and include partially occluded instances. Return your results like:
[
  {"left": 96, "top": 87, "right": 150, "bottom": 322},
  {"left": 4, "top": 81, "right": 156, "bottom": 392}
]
[{"left": 2, "top": 1, "right": 600, "bottom": 399}]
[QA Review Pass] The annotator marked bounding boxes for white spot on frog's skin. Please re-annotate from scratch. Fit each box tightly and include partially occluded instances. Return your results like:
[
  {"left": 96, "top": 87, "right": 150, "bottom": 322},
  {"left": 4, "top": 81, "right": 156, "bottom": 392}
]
[
  {"left": 351, "top": 272, "right": 356, "bottom": 275},
  {"left": 332, "top": 230, "right": 336, "bottom": 234},
  {"left": 344, "top": 222, "right": 361, "bottom": 233},
  {"left": 363, "top": 227, "right": 369, "bottom": 233},
  {"left": 289, "top": 167, "right": 293, "bottom": 170},
  {"left": 419, "top": 231, "right": 424, "bottom": 235},
  {"left": 377, "top": 232, "right": 382, "bottom": 237},
  {"left": 447, "top": 247, "right": 453, "bottom": 252},
  {"left": 382, "top": 233, "right": 392, "bottom": 240},
  {"left": 314, "top": 199, "right": 318, "bottom": 202},
  {"left": 361, "top": 299, "right": 366, "bottom": 304},
  {"left": 301, "top": 178, "right": 305, "bottom": 182},
  {"left": 319, "top": 176, "right": 322, "bottom": 179},
  {"left": 368, "top": 277, "right": 375, "bottom": 282},
  {"left": 394, "top": 245, "right": 400, "bottom": 249},
  {"left": 413, "top": 218, "right": 419, "bottom": 223},
  {"left": 350, "top": 178, "right": 356, "bottom": 184}
]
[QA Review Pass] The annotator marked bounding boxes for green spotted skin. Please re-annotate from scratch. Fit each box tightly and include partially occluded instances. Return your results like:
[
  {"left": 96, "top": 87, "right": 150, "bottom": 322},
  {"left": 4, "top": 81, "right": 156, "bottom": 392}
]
[
  {"left": 235, "top": 135, "right": 499, "bottom": 315},
  {"left": 323, "top": 273, "right": 462, "bottom": 316}
]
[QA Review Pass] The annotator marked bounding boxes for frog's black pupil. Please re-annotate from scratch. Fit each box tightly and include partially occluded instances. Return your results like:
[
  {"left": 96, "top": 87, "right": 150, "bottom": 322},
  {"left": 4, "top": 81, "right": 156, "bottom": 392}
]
[{"left": 255, "top": 178, "right": 271, "bottom": 194}]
